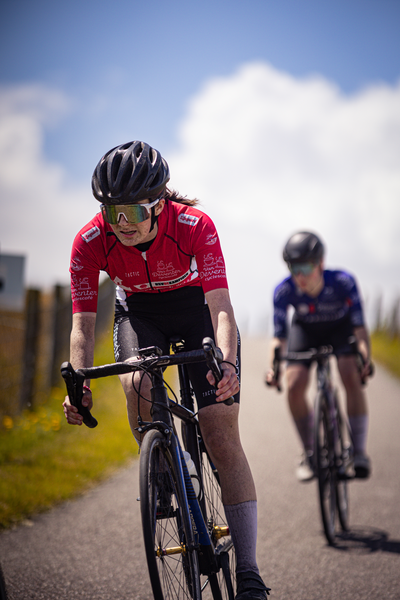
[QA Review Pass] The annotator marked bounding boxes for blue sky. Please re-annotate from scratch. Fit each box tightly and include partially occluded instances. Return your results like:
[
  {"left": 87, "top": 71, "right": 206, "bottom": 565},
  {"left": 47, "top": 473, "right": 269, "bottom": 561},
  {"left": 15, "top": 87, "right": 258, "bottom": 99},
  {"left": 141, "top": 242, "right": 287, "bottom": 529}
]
[{"left": 1, "top": 0, "right": 399, "bottom": 332}]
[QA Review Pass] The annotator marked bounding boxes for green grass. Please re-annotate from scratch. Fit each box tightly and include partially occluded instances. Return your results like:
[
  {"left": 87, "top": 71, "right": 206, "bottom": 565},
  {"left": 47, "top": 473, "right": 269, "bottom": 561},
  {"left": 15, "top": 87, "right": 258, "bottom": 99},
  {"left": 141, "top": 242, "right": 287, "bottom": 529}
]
[
  {"left": 1, "top": 328, "right": 397, "bottom": 530},
  {"left": 0, "top": 333, "right": 139, "bottom": 530},
  {"left": 371, "top": 330, "right": 400, "bottom": 380}
]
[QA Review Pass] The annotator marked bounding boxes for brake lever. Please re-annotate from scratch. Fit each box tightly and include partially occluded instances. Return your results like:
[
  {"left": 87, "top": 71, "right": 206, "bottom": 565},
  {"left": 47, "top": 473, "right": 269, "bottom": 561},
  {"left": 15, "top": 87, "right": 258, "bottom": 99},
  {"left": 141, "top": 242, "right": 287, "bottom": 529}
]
[
  {"left": 202, "top": 337, "right": 235, "bottom": 406},
  {"left": 61, "top": 362, "right": 98, "bottom": 428}
]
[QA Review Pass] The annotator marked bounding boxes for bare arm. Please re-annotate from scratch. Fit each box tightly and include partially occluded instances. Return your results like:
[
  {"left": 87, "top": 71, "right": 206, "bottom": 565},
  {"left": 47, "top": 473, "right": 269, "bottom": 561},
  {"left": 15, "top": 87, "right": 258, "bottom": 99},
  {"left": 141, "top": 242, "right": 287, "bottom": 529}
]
[
  {"left": 205, "top": 288, "right": 239, "bottom": 402},
  {"left": 63, "top": 312, "right": 97, "bottom": 425},
  {"left": 353, "top": 325, "right": 372, "bottom": 378},
  {"left": 265, "top": 337, "right": 287, "bottom": 386}
]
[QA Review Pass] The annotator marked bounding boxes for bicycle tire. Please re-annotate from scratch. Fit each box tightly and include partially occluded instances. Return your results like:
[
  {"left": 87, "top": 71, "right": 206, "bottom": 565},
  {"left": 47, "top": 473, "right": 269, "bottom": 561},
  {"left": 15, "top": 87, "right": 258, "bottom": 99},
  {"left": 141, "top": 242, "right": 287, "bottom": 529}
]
[
  {"left": 199, "top": 439, "right": 236, "bottom": 600},
  {"left": 335, "top": 394, "right": 351, "bottom": 532},
  {"left": 140, "top": 429, "right": 202, "bottom": 600},
  {"left": 314, "top": 391, "right": 337, "bottom": 545},
  {"left": 0, "top": 564, "right": 7, "bottom": 600},
  {"left": 177, "top": 360, "right": 235, "bottom": 600}
]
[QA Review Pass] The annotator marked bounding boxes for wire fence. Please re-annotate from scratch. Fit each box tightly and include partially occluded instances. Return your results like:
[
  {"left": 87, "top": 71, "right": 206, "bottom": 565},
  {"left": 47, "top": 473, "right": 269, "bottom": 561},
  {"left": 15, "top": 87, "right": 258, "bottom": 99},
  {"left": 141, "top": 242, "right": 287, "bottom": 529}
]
[
  {"left": 1, "top": 282, "right": 398, "bottom": 426},
  {"left": 0, "top": 278, "right": 115, "bottom": 424}
]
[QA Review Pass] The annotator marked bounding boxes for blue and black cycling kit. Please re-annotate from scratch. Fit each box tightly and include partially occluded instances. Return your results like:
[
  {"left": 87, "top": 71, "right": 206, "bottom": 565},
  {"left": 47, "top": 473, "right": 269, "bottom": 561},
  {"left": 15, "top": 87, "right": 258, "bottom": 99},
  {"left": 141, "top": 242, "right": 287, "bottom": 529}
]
[{"left": 273, "top": 270, "right": 365, "bottom": 359}]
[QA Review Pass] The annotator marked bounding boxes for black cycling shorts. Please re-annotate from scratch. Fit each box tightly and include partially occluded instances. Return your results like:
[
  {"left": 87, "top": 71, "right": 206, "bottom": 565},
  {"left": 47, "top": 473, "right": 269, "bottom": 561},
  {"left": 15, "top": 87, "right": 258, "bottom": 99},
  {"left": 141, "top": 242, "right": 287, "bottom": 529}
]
[
  {"left": 113, "top": 286, "right": 241, "bottom": 409},
  {"left": 287, "top": 313, "right": 354, "bottom": 366}
]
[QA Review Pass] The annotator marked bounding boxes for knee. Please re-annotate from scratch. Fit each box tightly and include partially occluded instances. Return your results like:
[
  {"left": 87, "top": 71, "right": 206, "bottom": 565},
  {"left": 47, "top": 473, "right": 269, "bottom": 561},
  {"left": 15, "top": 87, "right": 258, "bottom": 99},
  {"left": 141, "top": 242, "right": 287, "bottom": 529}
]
[
  {"left": 120, "top": 372, "right": 152, "bottom": 409},
  {"left": 286, "top": 366, "right": 308, "bottom": 402},
  {"left": 199, "top": 406, "right": 242, "bottom": 466}
]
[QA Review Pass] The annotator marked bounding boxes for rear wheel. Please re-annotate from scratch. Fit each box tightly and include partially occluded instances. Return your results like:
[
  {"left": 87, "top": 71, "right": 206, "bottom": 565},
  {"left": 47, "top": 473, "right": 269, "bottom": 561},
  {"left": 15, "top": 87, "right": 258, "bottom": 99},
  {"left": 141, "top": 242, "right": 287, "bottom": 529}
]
[
  {"left": 314, "top": 391, "right": 337, "bottom": 545},
  {"left": 140, "top": 429, "right": 202, "bottom": 600}
]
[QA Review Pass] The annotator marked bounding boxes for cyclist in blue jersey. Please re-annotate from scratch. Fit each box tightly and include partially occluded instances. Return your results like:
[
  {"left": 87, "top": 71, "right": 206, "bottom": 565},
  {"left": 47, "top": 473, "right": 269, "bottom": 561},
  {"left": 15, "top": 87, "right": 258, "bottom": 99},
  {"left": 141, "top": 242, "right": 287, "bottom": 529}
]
[{"left": 265, "top": 231, "right": 372, "bottom": 482}]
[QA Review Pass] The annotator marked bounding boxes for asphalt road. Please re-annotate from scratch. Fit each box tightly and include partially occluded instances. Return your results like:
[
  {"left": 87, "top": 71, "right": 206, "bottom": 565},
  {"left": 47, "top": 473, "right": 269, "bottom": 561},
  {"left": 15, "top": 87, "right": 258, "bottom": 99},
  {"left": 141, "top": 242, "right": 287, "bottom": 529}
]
[{"left": 1, "top": 337, "right": 399, "bottom": 599}]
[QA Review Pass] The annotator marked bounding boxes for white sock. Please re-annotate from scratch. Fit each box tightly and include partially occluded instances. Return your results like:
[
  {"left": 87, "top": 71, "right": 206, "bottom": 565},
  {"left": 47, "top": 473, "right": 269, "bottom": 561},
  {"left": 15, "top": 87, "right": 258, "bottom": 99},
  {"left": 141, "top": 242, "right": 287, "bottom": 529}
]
[
  {"left": 224, "top": 500, "right": 259, "bottom": 575},
  {"left": 349, "top": 415, "right": 369, "bottom": 455}
]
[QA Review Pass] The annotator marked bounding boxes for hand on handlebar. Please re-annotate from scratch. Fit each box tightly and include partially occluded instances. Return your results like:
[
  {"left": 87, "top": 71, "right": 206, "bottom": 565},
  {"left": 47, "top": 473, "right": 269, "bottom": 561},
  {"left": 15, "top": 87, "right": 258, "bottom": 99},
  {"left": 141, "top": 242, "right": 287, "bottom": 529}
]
[
  {"left": 265, "top": 369, "right": 282, "bottom": 392},
  {"left": 206, "top": 364, "right": 238, "bottom": 403},
  {"left": 63, "top": 388, "right": 92, "bottom": 426},
  {"left": 359, "top": 357, "right": 374, "bottom": 384}
]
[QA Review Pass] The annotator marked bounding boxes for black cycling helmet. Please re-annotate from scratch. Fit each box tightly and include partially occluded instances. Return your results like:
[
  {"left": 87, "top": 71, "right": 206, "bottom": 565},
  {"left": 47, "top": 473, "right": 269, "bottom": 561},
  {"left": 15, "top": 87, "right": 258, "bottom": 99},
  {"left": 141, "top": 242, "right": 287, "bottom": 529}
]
[
  {"left": 91, "top": 141, "right": 170, "bottom": 205},
  {"left": 283, "top": 231, "right": 324, "bottom": 264}
]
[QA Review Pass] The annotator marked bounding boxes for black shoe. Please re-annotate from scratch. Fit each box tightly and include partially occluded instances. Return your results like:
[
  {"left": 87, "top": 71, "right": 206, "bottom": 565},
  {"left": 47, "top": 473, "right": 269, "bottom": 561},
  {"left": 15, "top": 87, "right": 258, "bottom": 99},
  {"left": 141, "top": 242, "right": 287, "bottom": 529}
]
[
  {"left": 235, "top": 571, "right": 270, "bottom": 600},
  {"left": 354, "top": 454, "right": 371, "bottom": 479}
]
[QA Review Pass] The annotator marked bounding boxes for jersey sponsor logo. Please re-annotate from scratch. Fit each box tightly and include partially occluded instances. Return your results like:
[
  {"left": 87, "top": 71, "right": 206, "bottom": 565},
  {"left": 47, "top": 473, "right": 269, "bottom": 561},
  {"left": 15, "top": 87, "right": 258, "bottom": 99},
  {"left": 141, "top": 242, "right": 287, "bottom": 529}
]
[
  {"left": 71, "top": 276, "right": 97, "bottom": 301},
  {"left": 205, "top": 233, "right": 218, "bottom": 246},
  {"left": 203, "top": 253, "right": 225, "bottom": 269},
  {"left": 200, "top": 253, "right": 226, "bottom": 282},
  {"left": 297, "top": 303, "right": 310, "bottom": 315},
  {"left": 81, "top": 226, "right": 100, "bottom": 243},
  {"left": 152, "top": 261, "right": 180, "bottom": 278},
  {"left": 71, "top": 257, "right": 84, "bottom": 271},
  {"left": 133, "top": 267, "right": 198, "bottom": 291},
  {"left": 178, "top": 213, "right": 199, "bottom": 227}
]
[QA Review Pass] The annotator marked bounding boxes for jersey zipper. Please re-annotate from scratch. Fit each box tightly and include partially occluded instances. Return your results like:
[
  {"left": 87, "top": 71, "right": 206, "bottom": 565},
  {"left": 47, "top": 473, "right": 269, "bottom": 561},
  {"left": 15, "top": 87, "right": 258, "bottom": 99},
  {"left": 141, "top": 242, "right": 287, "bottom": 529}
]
[{"left": 141, "top": 252, "right": 155, "bottom": 291}]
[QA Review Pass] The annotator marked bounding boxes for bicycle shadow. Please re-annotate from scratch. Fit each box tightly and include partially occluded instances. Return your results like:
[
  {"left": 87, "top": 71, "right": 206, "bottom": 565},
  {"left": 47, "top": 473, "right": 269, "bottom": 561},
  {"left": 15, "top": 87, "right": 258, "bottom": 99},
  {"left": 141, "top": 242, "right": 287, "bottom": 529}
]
[{"left": 332, "top": 526, "right": 400, "bottom": 554}]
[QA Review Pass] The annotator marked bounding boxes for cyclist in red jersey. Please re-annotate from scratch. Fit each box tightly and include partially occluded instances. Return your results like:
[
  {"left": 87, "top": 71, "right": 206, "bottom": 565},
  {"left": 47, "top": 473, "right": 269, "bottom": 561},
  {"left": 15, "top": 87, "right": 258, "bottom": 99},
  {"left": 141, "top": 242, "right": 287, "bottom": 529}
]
[
  {"left": 265, "top": 231, "right": 372, "bottom": 482},
  {"left": 63, "top": 141, "right": 270, "bottom": 600}
]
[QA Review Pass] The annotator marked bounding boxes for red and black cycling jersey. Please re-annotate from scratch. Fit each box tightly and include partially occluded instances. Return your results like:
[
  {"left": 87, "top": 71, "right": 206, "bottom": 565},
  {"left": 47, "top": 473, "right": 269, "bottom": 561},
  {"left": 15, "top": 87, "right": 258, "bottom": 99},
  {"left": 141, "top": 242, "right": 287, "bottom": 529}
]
[
  {"left": 273, "top": 270, "right": 365, "bottom": 339},
  {"left": 70, "top": 200, "right": 229, "bottom": 313}
]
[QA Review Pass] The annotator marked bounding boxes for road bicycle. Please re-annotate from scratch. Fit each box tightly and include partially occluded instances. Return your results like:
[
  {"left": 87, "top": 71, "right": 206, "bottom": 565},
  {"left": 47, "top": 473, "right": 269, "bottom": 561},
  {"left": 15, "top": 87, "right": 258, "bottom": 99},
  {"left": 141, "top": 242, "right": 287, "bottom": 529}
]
[
  {"left": 270, "top": 338, "right": 370, "bottom": 545},
  {"left": 61, "top": 336, "right": 236, "bottom": 599}
]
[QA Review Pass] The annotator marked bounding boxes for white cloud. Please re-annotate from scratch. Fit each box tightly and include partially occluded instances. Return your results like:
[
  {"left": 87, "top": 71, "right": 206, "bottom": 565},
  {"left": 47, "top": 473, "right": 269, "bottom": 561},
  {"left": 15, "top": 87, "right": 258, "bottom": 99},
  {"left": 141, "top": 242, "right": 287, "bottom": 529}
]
[
  {"left": 168, "top": 62, "right": 400, "bottom": 332},
  {"left": 1, "top": 68, "right": 399, "bottom": 333},
  {"left": 0, "top": 84, "right": 94, "bottom": 289}
]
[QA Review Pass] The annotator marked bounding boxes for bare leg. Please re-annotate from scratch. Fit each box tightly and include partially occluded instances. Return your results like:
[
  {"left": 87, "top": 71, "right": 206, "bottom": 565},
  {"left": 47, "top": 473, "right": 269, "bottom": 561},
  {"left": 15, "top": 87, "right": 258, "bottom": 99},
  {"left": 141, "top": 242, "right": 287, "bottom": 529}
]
[
  {"left": 119, "top": 371, "right": 152, "bottom": 444},
  {"left": 286, "top": 364, "right": 313, "bottom": 452},
  {"left": 337, "top": 354, "right": 368, "bottom": 417},
  {"left": 338, "top": 354, "right": 369, "bottom": 457},
  {"left": 199, "top": 403, "right": 262, "bottom": 576},
  {"left": 198, "top": 402, "right": 256, "bottom": 504},
  {"left": 286, "top": 363, "right": 310, "bottom": 420}
]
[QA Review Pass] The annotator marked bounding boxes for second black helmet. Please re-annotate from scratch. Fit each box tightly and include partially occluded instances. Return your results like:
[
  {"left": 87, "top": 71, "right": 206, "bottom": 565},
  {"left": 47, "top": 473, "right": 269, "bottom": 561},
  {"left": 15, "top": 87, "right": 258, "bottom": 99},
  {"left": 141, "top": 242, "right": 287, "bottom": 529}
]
[{"left": 283, "top": 231, "right": 324, "bottom": 264}]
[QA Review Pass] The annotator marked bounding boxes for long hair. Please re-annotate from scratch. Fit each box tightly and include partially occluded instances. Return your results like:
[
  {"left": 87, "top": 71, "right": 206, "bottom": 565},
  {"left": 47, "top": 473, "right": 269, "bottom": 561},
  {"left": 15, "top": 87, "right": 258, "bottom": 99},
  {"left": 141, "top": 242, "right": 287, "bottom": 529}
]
[{"left": 164, "top": 187, "right": 199, "bottom": 207}]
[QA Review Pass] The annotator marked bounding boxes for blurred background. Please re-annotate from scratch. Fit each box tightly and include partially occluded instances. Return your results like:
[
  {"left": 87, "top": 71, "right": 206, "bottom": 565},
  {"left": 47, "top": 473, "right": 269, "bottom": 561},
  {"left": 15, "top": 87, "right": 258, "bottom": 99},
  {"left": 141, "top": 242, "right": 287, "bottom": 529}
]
[
  {"left": 0, "top": 0, "right": 399, "bottom": 343},
  {"left": 0, "top": 2, "right": 399, "bottom": 536}
]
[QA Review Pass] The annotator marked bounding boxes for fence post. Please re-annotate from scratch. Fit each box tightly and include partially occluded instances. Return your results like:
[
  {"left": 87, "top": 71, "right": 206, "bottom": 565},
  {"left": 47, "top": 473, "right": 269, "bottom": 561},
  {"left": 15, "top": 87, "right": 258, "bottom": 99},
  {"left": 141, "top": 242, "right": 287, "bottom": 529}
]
[
  {"left": 388, "top": 298, "right": 400, "bottom": 339},
  {"left": 49, "top": 285, "right": 72, "bottom": 388},
  {"left": 19, "top": 289, "right": 41, "bottom": 411}
]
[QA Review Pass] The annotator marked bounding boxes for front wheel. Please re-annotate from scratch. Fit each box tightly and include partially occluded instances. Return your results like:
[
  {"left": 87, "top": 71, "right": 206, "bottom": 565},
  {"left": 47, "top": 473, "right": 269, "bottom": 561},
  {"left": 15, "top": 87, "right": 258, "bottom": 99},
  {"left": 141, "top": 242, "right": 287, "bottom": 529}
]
[
  {"left": 335, "top": 393, "right": 352, "bottom": 532},
  {"left": 199, "top": 439, "right": 236, "bottom": 600},
  {"left": 314, "top": 391, "right": 337, "bottom": 545},
  {"left": 140, "top": 429, "right": 202, "bottom": 600},
  {"left": 0, "top": 564, "right": 7, "bottom": 600}
]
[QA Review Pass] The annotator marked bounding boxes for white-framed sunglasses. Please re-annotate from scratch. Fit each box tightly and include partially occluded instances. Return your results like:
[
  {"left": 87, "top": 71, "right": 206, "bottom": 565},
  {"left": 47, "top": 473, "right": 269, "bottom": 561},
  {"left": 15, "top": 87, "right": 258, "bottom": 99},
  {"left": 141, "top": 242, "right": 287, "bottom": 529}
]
[{"left": 101, "top": 198, "right": 161, "bottom": 224}]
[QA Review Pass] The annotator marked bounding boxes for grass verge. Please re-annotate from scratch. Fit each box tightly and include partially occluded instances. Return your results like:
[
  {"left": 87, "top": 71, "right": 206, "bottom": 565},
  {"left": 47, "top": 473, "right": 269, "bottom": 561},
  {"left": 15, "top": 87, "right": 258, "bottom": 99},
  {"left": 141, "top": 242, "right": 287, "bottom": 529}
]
[
  {"left": 0, "top": 333, "right": 138, "bottom": 530},
  {"left": 371, "top": 331, "right": 400, "bottom": 380},
  {"left": 1, "top": 330, "right": 397, "bottom": 530}
]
